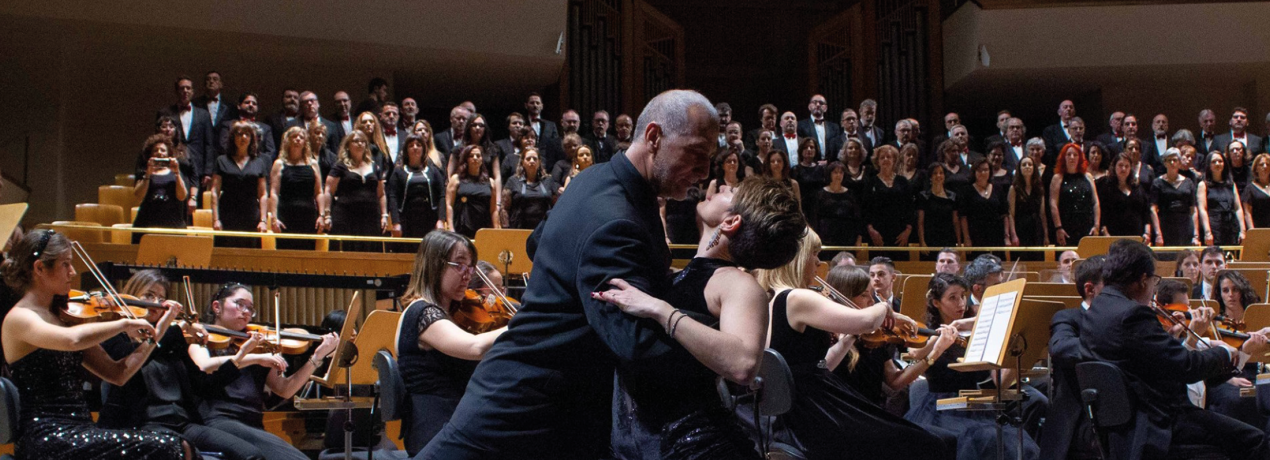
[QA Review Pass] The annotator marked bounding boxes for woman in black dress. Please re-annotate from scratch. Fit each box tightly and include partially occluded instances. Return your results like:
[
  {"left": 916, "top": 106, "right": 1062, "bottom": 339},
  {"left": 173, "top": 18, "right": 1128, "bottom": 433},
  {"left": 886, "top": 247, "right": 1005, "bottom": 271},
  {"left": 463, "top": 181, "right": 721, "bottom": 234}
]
[
  {"left": 502, "top": 148, "right": 556, "bottom": 230},
  {"left": 133, "top": 134, "right": 189, "bottom": 243},
  {"left": 1048, "top": 143, "right": 1099, "bottom": 246},
  {"left": 388, "top": 134, "right": 447, "bottom": 239},
  {"left": 1227, "top": 140, "right": 1251, "bottom": 192},
  {"left": 1, "top": 231, "right": 189, "bottom": 460},
  {"left": 864, "top": 145, "right": 914, "bottom": 259},
  {"left": 791, "top": 138, "right": 826, "bottom": 225},
  {"left": 918, "top": 162, "right": 959, "bottom": 250},
  {"left": 309, "top": 122, "right": 339, "bottom": 180},
  {"left": 324, "top": 130, "right": 388, "bottom": 252},
  {"left": 938, "top": 139, "right": 972, "bottom": 199},
  {"left": 596, "top": 177, "right": 806, "bottom": 460},
  {"left": 839, "top": 137, "right": 873, "bottom": 192},
  {"left": 1097, "top": 152, "right": 1152, "bottom": 240},
  {"left": 1243, "top": 153, "right": 1270, "bottom": 230},
  {"left": 959, "top": 159, "right": 1007, "bottom": 248},
  {"left": 561, "top": 145, "right": 595, "bottom": 192},
  {"left": 1086, "top": 141, "right": 1109, "bottom": 181},
  {"left": 985, "top": 141, "right": 1012, "bottom": 191},
  {"left": 450, "top": 113, "right": 503, "bottom": 185},
  {"left": 706, "top": 146, "right": 745, "bottom": 200},
  {"left": 762, "top": 149, "right": 802, "bottom": 205},
  {"left": 213, "top": 121, "right": 269, "bottom": 248},
  {"left": 1150, "top": 148, "right": 1200, "bottom": 246},
  {"left": 446, "top": 145, "right": 500, "bottom": 238},
  {"left": 817, "top": 162, "right": 863, "bottom": 247},
  {"left": 1198, "top": 150, "right": 1246, "bottom": 245},
  {"left": 1007, "top": 156, "right": 1047, "bottom": 248},
  {"left": 187, "top": 283, "right": 338, "bottom": 460},
  {"left": 396, "top": 231, "right": 507, "bottom": 454},
  {"left": 752, "top": 229, "right": 955, "bottom": 460},
  {"left": 899, "top": 142, "right": 925, "bottom": 190},
  {"left": 269, "top": 126, "right": 324, "bottom": 250}
]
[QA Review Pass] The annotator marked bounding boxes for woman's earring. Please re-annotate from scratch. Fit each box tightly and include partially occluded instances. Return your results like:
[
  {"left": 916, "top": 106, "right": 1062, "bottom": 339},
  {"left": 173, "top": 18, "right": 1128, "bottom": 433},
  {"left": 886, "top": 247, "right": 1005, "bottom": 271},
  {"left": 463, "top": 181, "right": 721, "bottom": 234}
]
[{"left": 706, "top": 228, "right": 722, "bottom": 251}]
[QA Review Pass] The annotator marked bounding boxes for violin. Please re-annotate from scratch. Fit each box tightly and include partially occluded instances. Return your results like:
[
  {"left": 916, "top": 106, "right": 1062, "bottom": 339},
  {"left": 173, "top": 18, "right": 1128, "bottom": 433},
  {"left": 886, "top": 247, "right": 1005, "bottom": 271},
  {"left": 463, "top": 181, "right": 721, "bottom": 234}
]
[
  {"left": 451, "top": 268, "right": 519, "bottom": 335},
  {"left": 202, "top": 323, "right": 324, "bottom": 355},
  {"left": 62, "top": 241, "right": 155, "bottom": 343},
  {"left": 1151, "top": 298, "right": 1249, "bottom": 348},
  {"left": 811, "top": 276, "right": 940, "bottom": 349}
]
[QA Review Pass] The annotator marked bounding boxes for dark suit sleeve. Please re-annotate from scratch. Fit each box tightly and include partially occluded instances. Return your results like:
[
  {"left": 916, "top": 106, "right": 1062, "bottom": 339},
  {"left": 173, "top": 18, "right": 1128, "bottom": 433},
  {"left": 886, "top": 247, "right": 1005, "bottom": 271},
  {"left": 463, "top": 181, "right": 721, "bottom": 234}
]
[
  {"left": 198, "top": 115, "right": 214, "bottom": 179},
  {"left": 1120, "top": 306, "right": 1233, "bottom": 384},
  {"left": 386, "top": 169, "right": 404, "bottom": 224},
  {"left": 575, "top": 218, "right": 673, "bottom": 363},
  {"left": 1049, "top": 309, "right": 1083, "bottom": 370}
]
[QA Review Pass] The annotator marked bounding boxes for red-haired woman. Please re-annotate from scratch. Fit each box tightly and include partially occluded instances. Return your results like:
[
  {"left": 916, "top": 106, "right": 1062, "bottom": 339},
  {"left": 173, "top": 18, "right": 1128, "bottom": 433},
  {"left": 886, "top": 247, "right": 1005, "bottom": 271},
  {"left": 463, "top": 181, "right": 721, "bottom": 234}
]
[{"left": 1048, "top": 143, "right": 1099, "bottom": 246}]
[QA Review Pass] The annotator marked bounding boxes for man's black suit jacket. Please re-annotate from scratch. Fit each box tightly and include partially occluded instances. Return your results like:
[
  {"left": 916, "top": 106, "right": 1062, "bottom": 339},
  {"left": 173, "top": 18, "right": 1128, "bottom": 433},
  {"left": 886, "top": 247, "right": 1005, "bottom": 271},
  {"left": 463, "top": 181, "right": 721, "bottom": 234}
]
[
  {"left": 422, "top": 152, "right": 674, "bottom": 458},
  {"left": 1039, "top": 307, "right": 1095, "bottom": 460},
  {"left": 214, "top": 117, "right": 277, "bottom": 170},
  {"left": 584, "top": 133, "right": 618, "bottom": 164},
  {"left": 1214, "top": 132, "right": 1266, "bottom": 157},
  {"left": 1079, "top": 286, "right": 1234, "bottom": 460},
  {"left": 265, "top": 111, "right": 296, "bottom": 151},
  {"left": 158, "top": 105, "right": 215, "bottom": 179},
  {"left": 531, "top": 119, "right": 563, "bottom": 169},
  {"left": 797, "top": 118, "right": 843, "bottom": 161},
  {"left": 193, "top": 94, "right": 235, "bottom": 127}
]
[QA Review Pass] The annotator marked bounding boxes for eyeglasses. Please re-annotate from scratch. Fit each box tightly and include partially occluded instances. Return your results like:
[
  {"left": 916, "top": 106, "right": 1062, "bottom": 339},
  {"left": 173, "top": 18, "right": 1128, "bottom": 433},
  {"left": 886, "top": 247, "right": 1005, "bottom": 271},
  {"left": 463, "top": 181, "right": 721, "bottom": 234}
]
[
  {"left": 226, "top": 298, "right": 256, "bottom": 318},
  {"left": 446, "top": 261, "right": 476, "bottom": 277}
]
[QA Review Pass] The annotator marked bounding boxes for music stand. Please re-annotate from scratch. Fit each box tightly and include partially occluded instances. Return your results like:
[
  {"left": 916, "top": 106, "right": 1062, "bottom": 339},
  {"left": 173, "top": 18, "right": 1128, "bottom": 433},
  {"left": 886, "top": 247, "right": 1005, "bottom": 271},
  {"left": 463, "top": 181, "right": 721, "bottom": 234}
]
[
  {"left": 0, "top": 203, "right": 27, "bottom": 244},
  {"left": 136, "top": 234, "right": 213, "bottom": 267},
  {"left": 309, "top": 295, "right": 366, "bottom": 389}
]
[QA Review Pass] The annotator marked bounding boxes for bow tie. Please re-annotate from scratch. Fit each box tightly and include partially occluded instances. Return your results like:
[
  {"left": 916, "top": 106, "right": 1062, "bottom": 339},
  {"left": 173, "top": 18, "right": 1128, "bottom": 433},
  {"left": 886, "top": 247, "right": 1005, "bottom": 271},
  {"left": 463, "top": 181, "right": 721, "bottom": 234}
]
[
  {"left": 1012, "top": 143, "right": 1022, "bottom": 147},
  {"left": 180, "top": 104, "right": 192, "bottom": 112},
  {"left": 1157, "top": 135, "right": 1167, "bottom": 140},
  {"left": 208, "top": 96, "right": 217, "bottom": 103},
  {"left": 813, "top": 119, "right": 824, "bottom": 125},
  {"left": 340, "top": 116, "right": 350, "bottom": 121},
  {"left": 241, "top": 116, "right": 255, "bottom": 122},
  {"left": 784, "top": 134, "right": 796, "bottom": 140},
  {"left": 384, "top": 127, "right": 397, "bottom": 136}
]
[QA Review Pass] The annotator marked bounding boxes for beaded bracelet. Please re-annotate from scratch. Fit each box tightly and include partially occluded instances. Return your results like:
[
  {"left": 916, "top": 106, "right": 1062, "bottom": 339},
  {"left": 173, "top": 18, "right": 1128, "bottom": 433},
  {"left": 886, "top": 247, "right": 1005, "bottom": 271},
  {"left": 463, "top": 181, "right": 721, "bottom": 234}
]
[{"left": 669, "top": 312, "right": 689, "bottom": 338}]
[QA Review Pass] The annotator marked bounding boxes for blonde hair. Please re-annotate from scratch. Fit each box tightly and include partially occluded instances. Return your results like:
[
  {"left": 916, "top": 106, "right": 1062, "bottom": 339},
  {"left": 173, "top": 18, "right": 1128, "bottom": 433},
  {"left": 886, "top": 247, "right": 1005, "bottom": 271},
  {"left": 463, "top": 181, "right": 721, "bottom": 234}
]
[
  {"left": 756, "top": 227, "right": 820, "bottom": 293},
  {"left": 338, "top": 130, "right": 373, "bottom": 168},
  {"left": 280, "top": 126, "right": 314, "bottom": 163}
]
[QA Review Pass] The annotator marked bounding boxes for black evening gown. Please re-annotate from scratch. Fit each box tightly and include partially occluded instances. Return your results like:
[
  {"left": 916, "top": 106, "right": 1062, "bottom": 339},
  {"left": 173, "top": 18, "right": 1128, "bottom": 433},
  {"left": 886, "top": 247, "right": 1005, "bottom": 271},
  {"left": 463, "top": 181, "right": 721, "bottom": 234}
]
[
  {"left": 504, "top": 175, "right": 556, "bottom": 230},
  {"left": 1242, "top": 183, "right": 1270, "bottom": 229},
  {"left": 942, "top": 164, "right": 973, "bottom": 199},
  {"left": 215, "top": 155, "right": 267, "bottom": 248},
  {"left": 453, "top": 178, "right": 493, "bottom": 238},
  {"left": 1151, "top": 177, "right": 1197, "bottom": 246},
  {"left": 388, "top": 163, "right": 446, "bottom": 238},
  {"left": 1057, "top": 173, "right": 1095, "bottom": 244},
  {"left": 863, "top": 175, "right": 915, "bottom": 260},
  {"left": 767, "top": 290, "right": 954, "bottom": 460},
  {"left": 959, "top": 184, "right": 1007, "bottom": 247},
  {"left": 612, "top": 258, "right": 761, "bottom": 460},
  {"left": 791, "top": 164, "right": 826, "bottom": 227},
  {"left": 10, "top": 348, "right": 184, "bottom": 459},
  {"left": 329, "top": 161, "right": 384, "bottom": 252},
  {"left": 277, "top": 162, "right": 320, "bottom": 250},
  {"left": 917, "top": 190, "right": 959, "bottom": 248},
  {"left": 1205, "top": 181, "right": 1241, "bottom": 245},
  {"left": 132, "top": 172, "right": 187, "bottom": 243},
  {"left": 665, "top": 185, "right": 703, "bottom": 244},
  {"left": 815, "top": 187, "right": 862, "bottom": 246},
  {"left": 1096, "top": 177, "right": 1151, "bottom": 237},
  {"left": 397, "top": 300, "right": 479, "bottom": 455},
  {"left": 1011, "top": 186, "right": 1045, "bottom": 247}
]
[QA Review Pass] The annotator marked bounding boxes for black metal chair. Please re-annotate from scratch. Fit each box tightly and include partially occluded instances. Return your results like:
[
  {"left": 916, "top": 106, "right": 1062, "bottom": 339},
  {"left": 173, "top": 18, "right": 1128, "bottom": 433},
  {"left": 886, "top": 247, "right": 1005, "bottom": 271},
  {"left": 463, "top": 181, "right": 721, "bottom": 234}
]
[
  {"left": 1, "top": 377, "right": 19, "bottom": 460},
  {"left": 315, "top": 350, "right": 409, "bottom": 460},
  {"left": 1075, "top": 361, "right": 1227, "bottom": 460},
  {"left": 719, "top": 348, "right": 806, "bottom": 460}
]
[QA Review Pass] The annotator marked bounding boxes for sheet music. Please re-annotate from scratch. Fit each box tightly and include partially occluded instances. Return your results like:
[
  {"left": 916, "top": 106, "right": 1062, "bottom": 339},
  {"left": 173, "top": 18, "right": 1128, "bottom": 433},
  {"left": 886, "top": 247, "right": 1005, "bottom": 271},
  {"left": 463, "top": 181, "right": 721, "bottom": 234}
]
[{"left": 963, "top": 291, "right": 1018, "bottom": 364}]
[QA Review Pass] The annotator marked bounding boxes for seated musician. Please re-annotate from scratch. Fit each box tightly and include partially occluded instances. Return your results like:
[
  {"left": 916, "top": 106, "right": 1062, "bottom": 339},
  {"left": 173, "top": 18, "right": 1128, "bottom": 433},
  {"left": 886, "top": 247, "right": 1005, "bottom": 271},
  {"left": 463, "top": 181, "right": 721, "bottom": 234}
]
[
  {"left": 0, "top": 230, "right": 190, "bottom": 459},
  {"left": 904, "top": 272, "right": 1040, "bottom": 460},
  {"left": 396, "top": 230, "right": 507, "bottom": 455},
  {"left": 1079, "top": 239, "right": 1270, "bottom": 459},
  {"left": 187, "top": 282, "right": 339, "bottom": 460},
  {"left": 1206, "top": 270, "right": 1268, "bottom": 432},
  {"left": 1154, "top": 279, "right": 1211, "bottom": 409},
  {"left": 99, "top": 269, "right": 272, "bottom": 460},
  {"left": 469, "top": 260, "right": 520, "bottom": 311},
  {"left": 755, "top": 229, "right": 956, "bottom": 459},
  {"left": 1039, "top": 255, "right": 1105, "bottom": 460}
]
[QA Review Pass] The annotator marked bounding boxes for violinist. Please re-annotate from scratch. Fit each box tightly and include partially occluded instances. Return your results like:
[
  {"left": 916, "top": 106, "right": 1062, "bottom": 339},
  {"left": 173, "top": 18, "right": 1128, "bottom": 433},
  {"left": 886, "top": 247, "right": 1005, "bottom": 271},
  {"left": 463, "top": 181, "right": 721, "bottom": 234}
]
[
  {"left": 754, "top": 229, "right": 955, "bottom": 459},
  {"left": 1078, "top": 239, "right": 1270, "bottom": 459},
  {"left": 593, "top": 177, "right": 805, "bottom": 459},
  {"left": 1040, "top": 255, "right": 1105, "bottom": 460},
  {"left": 1154, "top": 279, "right": 1211, "bottom": 409},
  {"left": 906, "top": 272, "right": 1047, "bottom": 460},
  {"left": 0, "top": 230, "right": 189, "bottom": 459},
  {"left": 1206, "top": 270, "right": 1268, "bottom": 432},
  {"left": 187, "top": 282, "right": 338, "bottom": 460},
  {"left": 396, "top": 230, "right": 506, "bottom": 455},
  {"left": 99, "top": 270, "right": 266, "bottom": 460}
]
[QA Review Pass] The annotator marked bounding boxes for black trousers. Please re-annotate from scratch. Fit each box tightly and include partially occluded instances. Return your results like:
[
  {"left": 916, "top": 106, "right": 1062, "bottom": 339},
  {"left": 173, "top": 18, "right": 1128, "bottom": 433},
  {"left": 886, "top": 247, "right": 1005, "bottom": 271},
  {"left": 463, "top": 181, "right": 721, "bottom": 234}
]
[
  {"left": 145, "top": 421, "right": 265, "bottom": 460},
  {"left": 202, "top": 417, "right": 309, "bottom": 460},
  {"left": 1171, "top": 406, "right": 1267, "bottom": 460}
]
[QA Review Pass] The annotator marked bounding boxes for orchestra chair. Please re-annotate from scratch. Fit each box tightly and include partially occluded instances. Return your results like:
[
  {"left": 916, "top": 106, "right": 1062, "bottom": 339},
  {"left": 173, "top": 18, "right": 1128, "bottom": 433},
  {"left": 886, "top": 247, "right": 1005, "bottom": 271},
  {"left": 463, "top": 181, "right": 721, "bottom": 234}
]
[
  {"left": 114, "top": 174, "right": 135, "bottom": 186},
  {"left": 314, "top": 350, "right": 409, "bottom": 460},
  {"left": 49, "top": 221, "right": 104, "bottom": 244},
  {"left": 109, "top": 224, "right": 133, "bottom": 244},
  {"left": 192, "top": 209, "right": 214, "bottom": 228},
  {"left": 719, "top": 349, "right": 806, "bottom": 460},
  {"left": 0, "top": 377, "right": 19, "bottom": 460},
  {"left": 1075, "top": 362, "right": 1228, "bottom": 460},
  {"left": 98, "top": 185, "right": 140, "bottom": 210},
  {"left": 74, "top": 203, "right": 126, "bottom": 227}
]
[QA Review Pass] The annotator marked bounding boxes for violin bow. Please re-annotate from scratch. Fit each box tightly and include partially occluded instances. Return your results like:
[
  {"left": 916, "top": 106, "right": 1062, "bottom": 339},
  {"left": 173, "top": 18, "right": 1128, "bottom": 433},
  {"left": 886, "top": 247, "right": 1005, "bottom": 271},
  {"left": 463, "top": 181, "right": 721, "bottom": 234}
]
[
  {"left": 1152, "top": 293, "right": 1212, "bottom": 349},
  {"left": 70, "top": 241, "right": 152, "bottom": 343},
  {"left": 274, "top": 291, "right": 283, "bottom": 354},
  {"left": 1006, "top": 259, "right": 1021, "bottom": 281},
  {"left": 473, "top": 266, "right": 517, "bottom": 315},
  {"left": 813, "top": 276, "right": 863, "bottom": 310}
]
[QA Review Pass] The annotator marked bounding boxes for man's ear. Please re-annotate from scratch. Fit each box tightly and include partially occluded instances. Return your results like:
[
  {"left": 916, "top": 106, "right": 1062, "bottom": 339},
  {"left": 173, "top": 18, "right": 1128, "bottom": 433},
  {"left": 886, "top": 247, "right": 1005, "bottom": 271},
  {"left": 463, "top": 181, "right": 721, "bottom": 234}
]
[{"left": 719, "top": 214, "right": 742, "bottom": 235}]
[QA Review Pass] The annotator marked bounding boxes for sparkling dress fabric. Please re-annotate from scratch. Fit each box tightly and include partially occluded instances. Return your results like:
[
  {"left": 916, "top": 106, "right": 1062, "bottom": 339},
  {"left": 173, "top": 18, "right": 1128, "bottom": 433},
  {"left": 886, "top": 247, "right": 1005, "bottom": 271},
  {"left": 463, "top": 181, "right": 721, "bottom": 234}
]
[{"left": 11, "top": 347, "right": 184, "bottom": 459}]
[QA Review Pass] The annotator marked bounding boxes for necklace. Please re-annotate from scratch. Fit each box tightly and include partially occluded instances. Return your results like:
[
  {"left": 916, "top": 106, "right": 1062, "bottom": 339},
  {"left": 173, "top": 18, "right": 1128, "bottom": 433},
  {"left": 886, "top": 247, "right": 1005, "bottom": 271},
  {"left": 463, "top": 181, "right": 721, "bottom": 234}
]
[{"left": 975, "top": 182, "right": 992, "bottom": 198}]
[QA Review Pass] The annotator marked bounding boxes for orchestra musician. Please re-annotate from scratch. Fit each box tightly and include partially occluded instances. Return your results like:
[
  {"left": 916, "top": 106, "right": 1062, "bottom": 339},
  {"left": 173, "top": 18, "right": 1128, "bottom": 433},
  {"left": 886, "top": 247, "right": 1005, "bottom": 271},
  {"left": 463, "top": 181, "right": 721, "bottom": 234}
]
[
  {"left": 0, "top": 230, "right": 189, "bottom": 459},
  {"left": 1040, "top": 255, "right": 1105, "bottom": 460},
  {"left": 396, "top": 230, "right": 507, "bottom": 455},
  {"left": 187, "top": 282, "right": 338, "bottom": 460}
]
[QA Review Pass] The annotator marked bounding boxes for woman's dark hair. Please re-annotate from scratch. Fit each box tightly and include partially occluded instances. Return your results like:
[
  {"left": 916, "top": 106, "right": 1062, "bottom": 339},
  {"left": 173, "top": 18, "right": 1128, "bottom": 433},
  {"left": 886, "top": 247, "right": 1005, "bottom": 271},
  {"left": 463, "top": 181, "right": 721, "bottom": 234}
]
[
  {"left": 1011, "top": 156, "right": 1041, "bottom": 202},
  {"left": 924, "top": 272, "right": 972, "bottom": 327},
  {"left": 204, "top": 282, "right": 250, "bottom": 323},
  {"left": 320, "top": 309, "right": 347, "bottom": 334},
  {"left": 1086, "top": 141, "right": 1109, "bottom": 171},
  {"left": 1, "top": 230, "right": 71, "bottom": 293},
  {"left": 1174, "top": 249, "right": 1200, "bottom": 278},
  {"left": 399, "top": 134, "right": 427, "bottom": 168},
  {"left": 984, "top": 140, "right": 1007, "bottom": 163},
  {"left": 142, "top": 134, "right": 175, "bottom": 161},
  {"left": 461, "top": 113, "right": 496, "bottom": 153},
  {"left": 969, "top": 158, "right": 991, "bottom": 184},
  {"left": 1205, "top": 151, "right": 1232, "bottom": 185},
  {"left": 514, "top": 126, "right": 537, "bottom": 150},
  {"left": 456, "top": 145, "right": 490, "bottom": 182},
  {"left": 712, "top": 147, "right": 747, "bottom": 184},
  {"left": 1102, "top": 240, "right": 1156, "bottom": 290},
  {"left": 1214, "top": 270, "right": 1260, "bottom": 313},
  {"left": 1112, "top": 152, "right": 1138, "bottom": 188},
  {"left": 763, "top": 150, "right": 791, "bottom": 184},
  {"left": 727, "top": 177, "right": 807, "bottom": 270},
  {"left": 824, "top": 161, "right": 846, "bottom": 181}
]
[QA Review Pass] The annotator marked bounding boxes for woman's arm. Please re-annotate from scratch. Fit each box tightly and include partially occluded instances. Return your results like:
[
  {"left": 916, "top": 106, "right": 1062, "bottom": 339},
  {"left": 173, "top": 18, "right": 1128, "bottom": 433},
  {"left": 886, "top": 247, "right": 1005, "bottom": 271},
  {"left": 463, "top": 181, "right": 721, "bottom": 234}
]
[
  {"left": 1233, "top": 184, "right": 1247, "bottom": 241},
  {"left": 1006, "top": 188, "right": 1019, "bottom": 245},
  {"left": 378, "top": 177, "right": 389, "bottom": 233},
  {"left": 959, "top": 215, "right": 972, "bottom": 247},
  {"left": 269, "top": 160, "right": 283, "bottom": 231},
  {"left": 4, "top": 308, "right": 154, "bottom": 354},
  {"left": 952, "top": 210, "right": 962, "bottom": 244},
  {"left": 1049, "top": 175, "right": 1066, "bottom": 244},
  {"left": 1088, "top": 174, "right": 1101, "bottom": 234},
  {"left": 1197, "top": 181, "right": 1212, "bottom": 244},
  {"left": 419, "top": 319, "right": 506, "bottom": 361},
  {"left": 173, "top": 167, "right": 188, "bottom": 202},
  {"left": 265, "top": 333, "right": 339, "bottom": 399},
  {"left": 916, "top": 210, "right": 927, "bottom": 247},
  {"left": 1245, "top": 201, "right": 1256, "bottom": 231},
  {"left": 211, "top": 174, "right": 223, "bottom": 230},
  {"left": 1150, "top": 204, "right": 1164, "bottom": 246},
  {"left": 492, "top": 157, "right": 502, "bottom": 188},
  {"left": 256, "top": 176, "right": 268, "bottom": 233},
  {"left": 490, "top": 179, "right": 502, "bottom": 229},
  {"left": 133, "top": 161, "right": 152, "bottom": 198},
  {"left": 787, "top": 288, "right": 888, "bottom": 336},
  {"left": 445, "top": 175, "right": 459, "bottom": 231}
]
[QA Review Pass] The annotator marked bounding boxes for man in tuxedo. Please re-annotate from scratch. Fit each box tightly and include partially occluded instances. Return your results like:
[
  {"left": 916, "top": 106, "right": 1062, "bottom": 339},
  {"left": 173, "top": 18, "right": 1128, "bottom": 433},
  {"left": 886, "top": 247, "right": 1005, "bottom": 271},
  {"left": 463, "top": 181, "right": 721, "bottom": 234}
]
[
  {"left": 285, "top": 91, "right": 340, "bottom": 153},
  {"left": 434, "top": 105, "right": 471, "bottom": 164},
  {"left": 1109, "top": 113, "right": 1141, "bottom": 157},
  {"left": 858, "top": 99, "right": 885, "bottom": 148},
  {"left": 1063, "top": 117, "right": 1087, "bottom": 158},
  {"left": 931, "top": 112, "right": 965, "bottom": 153},
  {"left": 796, "top": 94, "right": 842, "bottom": 161},
  {"left": 420, "top": 89, "right": 720, "bottom": 459},
  {"left": 265, "top": 89, "right": 300, "bottom": 149},
  {"left": 1141, "top": 114, "right": 1171, "bottom": 173},
  {"left": 826, "top": 108, "right": 874, "bottom": 164},
  {"left": 560, "top": 110, "right": 581, "bottom": 138},
  {"left": 377, "top": 102, "right": 406, "bottom": 165},
  {"left": 1079, "top": 239, "right": 1270, "bottom": 460},
  {"left": 982, "top": 110, "right": 1011, "bottom": 152},
  {"left": 773, "top": 111, "right": 802, "bottom": 164},
  {"left": 355, "top": 77, "right": 388, "bottom": 118},
  {"left": 614, "top": 113, "right": 633, "bottom": 150},
  {"left": 496, "top": 112, "right": 526, "bottom": 164},
  {"left": 192, "top": 71, "right": 233, "bottom": 127},
  {"left": 1042, "top": 100, "right": 1076, "bottom": 162},
  {"left": 1039, "top": 255, "right": 1104, "bottom": 459},
  {"left": 1214, "top": 107, "right": 1266, "bottom": 157},
  {"left": 1193, "top": 246, "right": 1225, "bottom": 301},
  {"left": 1196, "top": 109, "right": 1220, "bottom": 157},
  {"left": 584, "top": 110, "right": 617, "bottom": 164},
  {"left": 1095, "top": 111, "right": 1126, "bottom": 150},
  {"left": 215, "top": 93, "right": 276, "bottom": 165},
  {"left": 525, "top": 93, "right": 562, "bottom": 167},
  {"left": 158, "top": 76, "right": 214, "bottom": 183},
  {"left": 892, "top": 119, "right": 916, "bottom": 150},
  {"left": 399, "top": 97, "right": 419, "bottom": 132},
  {"left": 1001, "top": 117, "right": 1028, "bottom": 171},
  {"left": 714, "top": 102, "right": 732, "bottom": 148},
  {"left": 329, "top": 91, "right": 353, "bottom": 143},
  {"left": 949, "top": 124, "right": 980, "bottom": 169},
  {"left": 744, "top": 104, "right": 779, "bottom": 151}
]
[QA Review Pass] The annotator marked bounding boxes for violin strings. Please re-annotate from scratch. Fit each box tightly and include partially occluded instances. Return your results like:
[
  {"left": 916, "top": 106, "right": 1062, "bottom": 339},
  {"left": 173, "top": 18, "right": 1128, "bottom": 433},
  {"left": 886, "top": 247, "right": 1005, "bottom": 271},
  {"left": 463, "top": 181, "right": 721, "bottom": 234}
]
[
  {"left": 473, "top": 267, "right": 517, "bottom": 315},
  {"left": 71, "top": 241, "right": 139, "bottom": 321}
]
